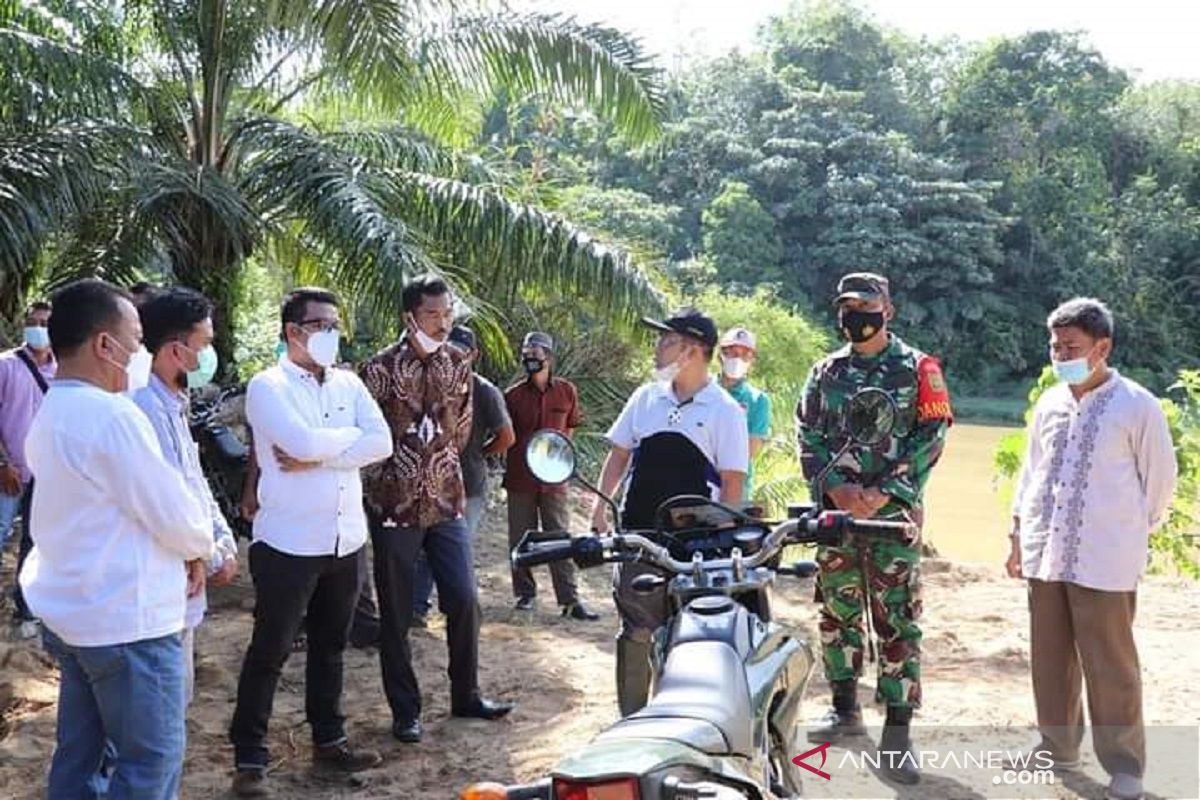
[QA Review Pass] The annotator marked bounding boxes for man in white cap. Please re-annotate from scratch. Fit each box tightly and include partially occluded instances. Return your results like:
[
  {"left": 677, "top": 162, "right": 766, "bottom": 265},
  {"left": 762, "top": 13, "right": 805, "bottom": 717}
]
[{"left": 718, "top": 325, "right": 771, "bottom": 503}]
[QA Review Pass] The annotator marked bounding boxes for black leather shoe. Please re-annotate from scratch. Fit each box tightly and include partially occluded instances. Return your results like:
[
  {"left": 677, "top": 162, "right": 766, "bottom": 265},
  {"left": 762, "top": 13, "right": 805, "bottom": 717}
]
[
  {"left": 562, "top": 602, "right": 599, "bottom": 621},
  {"left": 232, "top": 769, "right": 270, "bottom": 797},
  {"left": 514, "top": 596, "right": 535, "bottom": 612},
  {"left": 452, "top": 698, "right": 516, "bottom": 720},
  {"left": 391, "top": 719, "right": 423, "bottom": 743},
  {"left": 313, "top": 742, "right": 382, "bottom": 773}
]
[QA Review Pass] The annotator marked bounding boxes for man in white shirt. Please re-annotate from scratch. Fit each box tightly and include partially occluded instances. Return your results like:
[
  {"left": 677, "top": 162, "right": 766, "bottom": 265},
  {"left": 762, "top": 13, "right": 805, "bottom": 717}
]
[
  {"left": 1009, "top": 297, "right": 1177, "bottom": 800},
  {"left": 131, "top": 287, "right": 239, "bottom": 704},
  {"left": 590, "top": 309, "right": 749, "bottom": 715},
  {"left": 19, "top": 279, "right": 216, "bottom": 800},
  {"left": 229, "top": 287, "right": 392, "bottom": 797}
]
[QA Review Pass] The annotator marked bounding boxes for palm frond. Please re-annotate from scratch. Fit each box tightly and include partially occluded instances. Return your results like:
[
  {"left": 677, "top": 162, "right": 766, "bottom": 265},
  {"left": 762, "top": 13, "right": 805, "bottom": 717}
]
[
  {"left": 0, "top": 27, "right": 142, "bottom": 125},
  {"left": 372, "top": 168, "right": 665, "bottom": 325},
  {"left": 0, "top": 122, "right": 138, "bottom": 280},
  {"left": 417, "top": 13, "right": 666, "bottom": 143},
  {"left": 131, "top": 159, "right": 262, "bottom": 273},
  {"left": 46, "top": 196, "right": 168, "bottom": 289},
  {"left": 237, "top": 118, "right": 435, "bottom": 317}
]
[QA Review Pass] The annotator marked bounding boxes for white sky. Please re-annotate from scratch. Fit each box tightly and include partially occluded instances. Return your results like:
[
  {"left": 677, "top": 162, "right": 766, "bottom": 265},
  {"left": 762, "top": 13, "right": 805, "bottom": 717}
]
[{"left": 515, "top": 0, "right": 1200, "bottom": 82}]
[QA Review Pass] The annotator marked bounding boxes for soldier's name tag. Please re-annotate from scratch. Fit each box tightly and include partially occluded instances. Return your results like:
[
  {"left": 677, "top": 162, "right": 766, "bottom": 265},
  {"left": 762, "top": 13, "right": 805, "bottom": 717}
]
[{"left": 915, "top": 355, "right": 953, "bottom": 422}]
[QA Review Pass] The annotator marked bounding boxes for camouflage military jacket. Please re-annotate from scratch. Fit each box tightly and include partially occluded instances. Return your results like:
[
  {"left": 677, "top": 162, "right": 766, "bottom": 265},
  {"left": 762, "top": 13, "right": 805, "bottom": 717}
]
[{"left": 796, "top": 335, "right": 952, "bottom": 513}]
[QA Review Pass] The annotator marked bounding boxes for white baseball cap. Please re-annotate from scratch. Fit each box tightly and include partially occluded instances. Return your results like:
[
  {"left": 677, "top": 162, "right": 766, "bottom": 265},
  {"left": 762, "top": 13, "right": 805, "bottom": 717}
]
[{"left": 719, "top": 326, "right": 756, "bottom": 351}]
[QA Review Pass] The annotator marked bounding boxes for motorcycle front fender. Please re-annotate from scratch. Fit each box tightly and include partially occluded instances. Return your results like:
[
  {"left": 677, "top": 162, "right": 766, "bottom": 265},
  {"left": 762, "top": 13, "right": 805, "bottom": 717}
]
[{"left": 553, "top": 738, "right": 764, "bottom": 799}]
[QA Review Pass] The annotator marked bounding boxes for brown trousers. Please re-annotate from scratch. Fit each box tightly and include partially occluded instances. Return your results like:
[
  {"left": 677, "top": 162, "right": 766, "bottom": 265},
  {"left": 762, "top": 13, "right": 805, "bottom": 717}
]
[
  {"left": 1028, "top": 579, "right": 1145, "bottom": 777},
  {"left": 506, "top": 491, "right": 579, "bottom": 606}
]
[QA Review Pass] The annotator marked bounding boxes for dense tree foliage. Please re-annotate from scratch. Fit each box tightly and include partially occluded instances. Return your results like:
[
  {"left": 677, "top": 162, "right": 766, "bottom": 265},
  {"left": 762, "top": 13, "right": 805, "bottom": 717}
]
[{"left": 537, "top": 0, "right": 1200, "bottom": 392}]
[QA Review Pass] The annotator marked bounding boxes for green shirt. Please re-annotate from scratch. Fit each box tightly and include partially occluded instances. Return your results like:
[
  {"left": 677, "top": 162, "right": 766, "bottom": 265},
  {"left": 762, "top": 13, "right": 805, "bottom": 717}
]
[{"left": 722, "top": 378, "right": 772, "bottom": 501}]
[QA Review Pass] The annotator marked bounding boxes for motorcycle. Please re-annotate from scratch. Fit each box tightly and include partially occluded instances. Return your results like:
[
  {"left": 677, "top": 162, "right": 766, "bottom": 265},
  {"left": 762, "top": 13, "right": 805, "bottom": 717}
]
[
  {"left": 189, "top": 383, "right": 252, "bottom": 540},
  {"left": 460, "top": 388, "right": 914, "bottom": 800}
]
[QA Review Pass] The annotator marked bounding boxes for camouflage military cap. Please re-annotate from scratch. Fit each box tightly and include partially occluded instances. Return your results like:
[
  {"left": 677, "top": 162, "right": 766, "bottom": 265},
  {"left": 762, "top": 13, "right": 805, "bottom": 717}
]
[{"left": 835, "top": 272, "right": 891, "bottom": 305}]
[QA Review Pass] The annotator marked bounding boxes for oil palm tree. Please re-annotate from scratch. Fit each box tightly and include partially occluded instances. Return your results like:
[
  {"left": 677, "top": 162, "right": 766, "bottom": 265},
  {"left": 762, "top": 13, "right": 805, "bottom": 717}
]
[{"left": 0, "top": 0, "right": 666, "bottom": 361}]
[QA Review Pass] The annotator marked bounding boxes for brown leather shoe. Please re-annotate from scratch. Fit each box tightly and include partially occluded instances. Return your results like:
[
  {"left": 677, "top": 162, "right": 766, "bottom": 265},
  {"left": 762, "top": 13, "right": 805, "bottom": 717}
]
[
  {"left": 313, "top": 742, "right": 382, "bottom": 773},
  {"left": 232, "top": 769, "right": 270, "bottom": 797}
]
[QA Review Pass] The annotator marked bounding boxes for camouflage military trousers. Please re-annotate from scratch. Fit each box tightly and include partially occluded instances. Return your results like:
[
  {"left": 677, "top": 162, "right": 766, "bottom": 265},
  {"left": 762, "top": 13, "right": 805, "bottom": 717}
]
[{"left": 816, "top": 538, "right": 922, "bottom": 708}]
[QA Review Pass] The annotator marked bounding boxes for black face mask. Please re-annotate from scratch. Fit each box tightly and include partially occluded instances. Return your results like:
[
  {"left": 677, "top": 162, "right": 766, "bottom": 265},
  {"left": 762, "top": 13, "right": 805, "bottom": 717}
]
[
  {"left": 523, "top": 357, "right": 546, "bottom": 376},
  {"left": 839, "top": 309, "right": 886, "bottom": 344}
]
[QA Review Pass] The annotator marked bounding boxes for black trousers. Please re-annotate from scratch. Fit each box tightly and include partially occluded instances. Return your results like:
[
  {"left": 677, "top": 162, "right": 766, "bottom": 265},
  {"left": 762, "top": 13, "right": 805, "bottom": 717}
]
[
  {"left": 229, "top": 542, "right": 362, "bottom": 769},
  {"left": 12, "top": 480, "right": 34, "bottom": 621},
  {"left": 371, "top": 515, "right": 480, "bottom": 724}
]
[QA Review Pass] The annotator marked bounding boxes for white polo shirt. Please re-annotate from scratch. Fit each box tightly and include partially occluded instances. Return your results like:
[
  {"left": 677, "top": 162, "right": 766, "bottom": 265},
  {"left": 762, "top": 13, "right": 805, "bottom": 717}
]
[
  {"left": 607, "top": 379, "right": 749, "bottom": 499},
  {"left": 246, "top": 357, "right": 392, "bottom": 557}
]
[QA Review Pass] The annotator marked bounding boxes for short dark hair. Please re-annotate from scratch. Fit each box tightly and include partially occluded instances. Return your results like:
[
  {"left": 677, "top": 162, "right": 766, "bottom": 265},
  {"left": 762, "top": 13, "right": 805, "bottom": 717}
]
[
  {"left": 1047, "top": 297, "right": 1114, "bottom": 340},
  {"left": 280, "top": 286, "right": 339, "bottom": 339},
  {"left": 401, "top": 274, "right": 451, "bottom": 314},
  {"left": 26, "top": 301, "right": 51, "bottom": 315},
  {"left": 129, "top": 281, "right": 158, "bottom": 305},
  {"left": 139, "top": 287, "right": 214, "bottom": 353},
  {"left": 48, "top": 279, "right": 131, "bottom": 358}
]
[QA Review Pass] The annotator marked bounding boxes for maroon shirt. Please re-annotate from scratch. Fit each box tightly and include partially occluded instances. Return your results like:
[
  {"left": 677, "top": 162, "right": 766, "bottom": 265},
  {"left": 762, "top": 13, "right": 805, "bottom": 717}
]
[
  {"left": 503, "top": 377, "right": 582, "bottom": 495},
  {"left": 360, "top": 340, "right": 473, "bottom": 528}
]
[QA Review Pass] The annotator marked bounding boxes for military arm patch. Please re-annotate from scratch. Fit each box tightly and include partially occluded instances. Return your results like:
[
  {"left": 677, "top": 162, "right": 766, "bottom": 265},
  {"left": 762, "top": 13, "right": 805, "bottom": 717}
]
[{"left": 915, "top": 355, "right": 953, "bottom": 422}]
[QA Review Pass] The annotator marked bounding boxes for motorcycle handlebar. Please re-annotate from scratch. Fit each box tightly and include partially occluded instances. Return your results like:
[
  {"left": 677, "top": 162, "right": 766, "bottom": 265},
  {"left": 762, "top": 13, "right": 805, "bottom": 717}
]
[
  {"left": 511, "top": 540, "right": 579, "bottom": 569},
  {"left": 510, "top": 512, "right": 916, "bottom": 576},
  {"left": 844, "top": 518, "right": 916, "bottom": 539}
]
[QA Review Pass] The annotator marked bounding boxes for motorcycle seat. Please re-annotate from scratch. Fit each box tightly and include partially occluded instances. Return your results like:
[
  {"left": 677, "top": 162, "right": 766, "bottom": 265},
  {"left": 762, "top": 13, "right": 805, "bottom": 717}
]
[{"left": 623, "top": 640, "right": 754, "bottom": 756}]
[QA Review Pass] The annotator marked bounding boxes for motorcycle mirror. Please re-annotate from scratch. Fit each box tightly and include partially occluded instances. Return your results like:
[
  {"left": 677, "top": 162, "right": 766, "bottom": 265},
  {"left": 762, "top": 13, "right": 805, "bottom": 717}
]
[
  {"left": 844, "top": 387, "right": 898, "bottom": 447},
  {"left": 525, "top": 429, "right": 576, "bottom": 485}
]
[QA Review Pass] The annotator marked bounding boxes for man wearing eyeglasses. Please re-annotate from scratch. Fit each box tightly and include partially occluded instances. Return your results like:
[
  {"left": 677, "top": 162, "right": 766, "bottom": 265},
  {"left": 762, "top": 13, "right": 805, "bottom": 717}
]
[{"left": 229, "top": 287, "right": 393, "bottom": 797}]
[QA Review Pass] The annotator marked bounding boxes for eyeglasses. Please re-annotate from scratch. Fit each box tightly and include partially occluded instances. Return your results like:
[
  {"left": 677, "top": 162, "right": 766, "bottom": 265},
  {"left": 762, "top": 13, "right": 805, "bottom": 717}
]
[{"left": 295, "top": 318, "right": 341, "bottom": 333}]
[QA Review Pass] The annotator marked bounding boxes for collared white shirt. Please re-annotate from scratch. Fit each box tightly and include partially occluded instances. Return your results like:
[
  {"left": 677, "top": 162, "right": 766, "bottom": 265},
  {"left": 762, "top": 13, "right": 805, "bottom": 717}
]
[
  {"left": 246, "top": 357, "right": 392, "bottom": 557},
  {"left": 132, "top": 376, "right": 238, "bottom": 629},
  {"left": 607, "top": 379, "right": 749, "bottom": 498},
  {"left": 1013, "top": 371, "right": 1177, "bottom": 591},
  {"left": 20, "top": 380, "right": 215, "bottom": 647}
]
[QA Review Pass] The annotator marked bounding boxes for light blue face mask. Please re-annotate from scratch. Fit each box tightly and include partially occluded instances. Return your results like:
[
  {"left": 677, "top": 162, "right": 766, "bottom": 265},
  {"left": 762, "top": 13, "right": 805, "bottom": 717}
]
[
  {"left": 1052, "top": 355, "right": 1093, "bottom": 385},
  {"left": 274, "top": 340, "right": 287, "bottom": 359},
  {"left": 24, "top": 326, "right": 50, "bottom": 350}
]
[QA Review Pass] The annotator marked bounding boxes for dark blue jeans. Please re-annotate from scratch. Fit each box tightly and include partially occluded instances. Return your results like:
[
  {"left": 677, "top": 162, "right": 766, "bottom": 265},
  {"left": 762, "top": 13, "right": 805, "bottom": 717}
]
[
  {"left": 43, "top": 629, "right": 186, "bottom": 800},
  {"left": 413, "top": 496, "right": 485, "bottom": 616},
  {"left": 371, "top": 516, "right": 480, "bottom": 723}
]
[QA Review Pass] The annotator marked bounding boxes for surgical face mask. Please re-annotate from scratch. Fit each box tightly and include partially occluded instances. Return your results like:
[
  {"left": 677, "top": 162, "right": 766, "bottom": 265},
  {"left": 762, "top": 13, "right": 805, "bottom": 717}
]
[
  {"left": 652, "top": 361, "right": 682, "bottom": 384},
  {"left": 306, "top": 329, "right": 341, "bottom": 368},
  {"left": 106, "top": 336, "right": 152, "bottom": 392},
  {"left": 24, "top": 326, "right": 50, "bottom": 350},
  {"left": 1052, "top": 354, "right": 1095, "bottom": 385},
  {"left": 413, "top": 327, "right": 444, "bottom": 354},
  {"left": 183, "top": 344, "right": 219, "bottom": 390},
  {"left": 721, "top": 355, "right": 750, "bottom": 380},
  {"left": 274, "top": 340, "right": 287, "bottom": 360}
]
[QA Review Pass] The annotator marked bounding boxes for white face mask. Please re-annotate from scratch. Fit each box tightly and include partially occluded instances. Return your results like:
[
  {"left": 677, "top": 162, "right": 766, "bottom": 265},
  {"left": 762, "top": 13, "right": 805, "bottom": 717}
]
[
  {"left": 652, "top": 361, "right": 682, "bottom": 384},
  {"left": 413, "top": 327, "right": 444, "bottom": 354},
  {"left": 125, "top": 345, "right": 153, "bottom": 391},
  {"left": 721, "top": 356, "right": 749, "bottom": 380},
  {"left": 306, "top": 329, "right": 341, "bottom": 368}
]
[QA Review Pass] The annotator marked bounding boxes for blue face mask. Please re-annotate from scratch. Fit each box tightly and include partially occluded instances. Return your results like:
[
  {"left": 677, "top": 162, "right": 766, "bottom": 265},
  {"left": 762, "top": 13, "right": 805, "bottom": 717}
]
[
  {"left": 24, "top": 326, "right": 50, "bottom": 350},
  {"left": 1052, "top": 355, "right": 1093, "bottom": 385}
]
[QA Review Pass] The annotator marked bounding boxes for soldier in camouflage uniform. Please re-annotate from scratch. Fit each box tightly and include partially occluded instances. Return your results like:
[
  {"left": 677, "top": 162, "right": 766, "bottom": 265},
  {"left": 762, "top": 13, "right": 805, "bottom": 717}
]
[{"left": 796, "top": 272, "right": 952, "bottom": 785}]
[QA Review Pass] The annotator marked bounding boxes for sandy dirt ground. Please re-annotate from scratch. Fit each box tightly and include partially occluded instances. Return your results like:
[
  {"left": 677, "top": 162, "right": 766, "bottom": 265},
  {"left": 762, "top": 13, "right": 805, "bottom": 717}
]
[{"left": 1, "top": 493, "right": 1198, "bottom": 799}]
